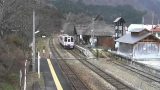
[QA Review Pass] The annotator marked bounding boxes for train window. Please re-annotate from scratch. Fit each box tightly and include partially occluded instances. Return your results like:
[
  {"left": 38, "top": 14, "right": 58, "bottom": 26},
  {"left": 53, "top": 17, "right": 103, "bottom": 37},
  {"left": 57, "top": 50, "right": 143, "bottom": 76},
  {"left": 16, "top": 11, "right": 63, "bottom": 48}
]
[
  {"left": 65, "top": 37, "right": 67, "bottom": 42},
  {"left": 71, "top": 37, "right": 73, "bottom": 42},
  {"left": 68, "top": 39, "right": 70, "bottom": 42}
]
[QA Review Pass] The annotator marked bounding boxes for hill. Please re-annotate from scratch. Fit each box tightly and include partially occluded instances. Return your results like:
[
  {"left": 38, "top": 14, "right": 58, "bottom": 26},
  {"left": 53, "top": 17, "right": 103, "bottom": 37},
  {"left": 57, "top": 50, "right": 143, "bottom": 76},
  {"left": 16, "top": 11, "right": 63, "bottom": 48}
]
[
  {"left": 52, "top": 0, "right": 146, "bottom": 24},
  {"left": 70, "top": 0, "right": 160, "bottom": 13},
  {"left": 69, "top": 0, "right": 160, "bottom": 24}
]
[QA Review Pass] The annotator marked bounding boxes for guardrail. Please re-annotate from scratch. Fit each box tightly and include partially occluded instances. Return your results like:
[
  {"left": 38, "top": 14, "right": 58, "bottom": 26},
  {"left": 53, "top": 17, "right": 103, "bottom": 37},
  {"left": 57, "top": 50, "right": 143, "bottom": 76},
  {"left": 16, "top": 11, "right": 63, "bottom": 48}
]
[
  {"left": 75, "top": 45, "right": 96, "bottom": 59},
  {"left": 75, "top": 45, "right": 89, "bottom": 57}
]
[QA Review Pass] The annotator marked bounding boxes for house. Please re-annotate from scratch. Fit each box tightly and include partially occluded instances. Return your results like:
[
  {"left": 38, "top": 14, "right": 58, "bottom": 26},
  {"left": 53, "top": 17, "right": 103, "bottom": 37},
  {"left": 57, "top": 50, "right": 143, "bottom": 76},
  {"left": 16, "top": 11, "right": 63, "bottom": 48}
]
[
  {"left": 150, "top": 25, "right": 160, "bottom": 39},
  {"left": 115, "top": 28, "right": 160, "bottom": 59},
  {"left": 74, "top": 20, "right": 115, "bottom": 49}
]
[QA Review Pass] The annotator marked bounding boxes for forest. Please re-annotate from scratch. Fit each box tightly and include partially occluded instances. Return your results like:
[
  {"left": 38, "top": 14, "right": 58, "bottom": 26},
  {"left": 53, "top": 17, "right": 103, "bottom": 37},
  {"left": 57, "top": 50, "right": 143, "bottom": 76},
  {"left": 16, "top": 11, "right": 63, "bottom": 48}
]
[
  {"left": 0, "top": 0, "right": 63, "bottom": 89},
  {"left": 53, "top": 0, "right": 146, "bottom": 24}
]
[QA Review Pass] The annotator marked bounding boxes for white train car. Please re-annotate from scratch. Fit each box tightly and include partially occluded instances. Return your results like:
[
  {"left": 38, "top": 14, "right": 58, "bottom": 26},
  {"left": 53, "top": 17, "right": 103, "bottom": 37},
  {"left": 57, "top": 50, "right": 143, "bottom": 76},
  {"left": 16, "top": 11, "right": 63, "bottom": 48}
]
[{"left": 58, "top": 34, "right": 74, "bottom": 49}]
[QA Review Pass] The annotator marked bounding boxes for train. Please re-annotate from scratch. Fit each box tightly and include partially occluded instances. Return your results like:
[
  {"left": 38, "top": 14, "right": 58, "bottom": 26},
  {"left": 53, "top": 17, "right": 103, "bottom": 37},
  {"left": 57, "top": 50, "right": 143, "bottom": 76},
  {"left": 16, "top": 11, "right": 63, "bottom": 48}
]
[{"left": 58, "top": 34, "right": 75, "bottom": 49}]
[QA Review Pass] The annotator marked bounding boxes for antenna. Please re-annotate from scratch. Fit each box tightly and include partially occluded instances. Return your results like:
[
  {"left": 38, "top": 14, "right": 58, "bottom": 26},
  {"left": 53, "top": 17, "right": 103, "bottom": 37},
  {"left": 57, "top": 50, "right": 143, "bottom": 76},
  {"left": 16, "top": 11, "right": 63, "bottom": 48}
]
[
  {"left": 152, "top": 12, "right": 154, "bottom": 29},
  {"left": 142, "top": 16, "right": 144, "bottom": 24},
  {"left": 142, "top": 16, "right": 144, "bottom": 29}
]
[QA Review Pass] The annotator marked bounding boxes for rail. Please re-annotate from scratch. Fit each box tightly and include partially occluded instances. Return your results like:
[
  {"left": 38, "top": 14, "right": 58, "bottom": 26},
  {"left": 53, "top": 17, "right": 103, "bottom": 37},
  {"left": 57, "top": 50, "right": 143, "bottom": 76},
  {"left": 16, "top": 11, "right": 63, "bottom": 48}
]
[
  {"left": 68, "top": 49, "right": 135, "bottom": 90},
  {"left": 49, "top": 38, "right": 89, "bottom": 90},
  {"left": 107, "top": 50, "right": 160, "bottom": 80}
]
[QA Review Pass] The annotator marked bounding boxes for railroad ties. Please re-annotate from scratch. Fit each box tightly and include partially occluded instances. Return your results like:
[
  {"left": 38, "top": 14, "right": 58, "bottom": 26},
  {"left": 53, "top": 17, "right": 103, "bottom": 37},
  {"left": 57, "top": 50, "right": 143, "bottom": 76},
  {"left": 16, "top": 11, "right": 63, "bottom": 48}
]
[
  {"left": 49, "top": 38, "right": 89, "bottom": 90},
  {"left": 68, "top": 49, "right": 134, "bottom": 90}
]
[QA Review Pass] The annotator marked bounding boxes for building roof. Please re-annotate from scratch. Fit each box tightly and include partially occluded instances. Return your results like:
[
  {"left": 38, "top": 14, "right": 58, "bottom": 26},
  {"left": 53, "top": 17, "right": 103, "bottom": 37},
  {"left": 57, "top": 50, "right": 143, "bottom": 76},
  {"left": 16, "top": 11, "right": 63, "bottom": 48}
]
[
  {"left": 128, "top": 24, "right": 156, "bottom": 32},
  {"left": 130, "top": 28, "right": 146, "bottom": 32},
  {"left": 113, "top": 17, "right": 125, "bottom": 23},
  {"left": 115, "top": 29, "right": 159, "bottom": 44},
  {"left": 75, "top": 21, "right": 114, "bottom": 37},
  {"left": 115, "top": 33, "right": 152, "bottom": 44},
  {"left": 150, "top": 25, "right": 160, "bottom": 32}
]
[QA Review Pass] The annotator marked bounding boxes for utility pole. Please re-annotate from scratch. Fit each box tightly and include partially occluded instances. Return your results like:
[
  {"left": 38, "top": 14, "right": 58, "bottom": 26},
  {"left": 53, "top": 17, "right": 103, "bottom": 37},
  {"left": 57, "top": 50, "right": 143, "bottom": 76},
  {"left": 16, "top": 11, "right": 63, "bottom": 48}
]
[
  {"left": 32, "top": 10, "right": 35, "bottom": 72},
  {"left": 91, "top": 18, "right": 95, "bottom": 48},
  {"left": 91, "top": 17, "right": 99, "bottom": 59}
]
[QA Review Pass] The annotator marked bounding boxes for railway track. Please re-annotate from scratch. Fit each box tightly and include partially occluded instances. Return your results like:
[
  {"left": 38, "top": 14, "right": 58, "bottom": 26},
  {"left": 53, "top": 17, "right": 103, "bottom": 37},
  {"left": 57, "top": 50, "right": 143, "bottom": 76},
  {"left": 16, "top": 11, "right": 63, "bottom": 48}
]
[
  {"left": 112, "top": 58, "right": 160, "bottom": 83},
  {"left": 68, "top": 48, "right": 135, "bottom": 90},
  {"left": 49, "top": 38, "right": 89, "bottom": 90},
  {"left": 103, "top": 51, "right": 160, "bottom": 84}
]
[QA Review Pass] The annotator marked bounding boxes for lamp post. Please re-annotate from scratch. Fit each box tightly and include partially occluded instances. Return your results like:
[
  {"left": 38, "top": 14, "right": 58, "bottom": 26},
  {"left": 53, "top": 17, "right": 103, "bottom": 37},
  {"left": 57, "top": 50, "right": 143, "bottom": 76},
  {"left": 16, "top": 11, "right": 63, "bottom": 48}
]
[{"left": 91, "top": 17, "right": 99, "bottom": 58}]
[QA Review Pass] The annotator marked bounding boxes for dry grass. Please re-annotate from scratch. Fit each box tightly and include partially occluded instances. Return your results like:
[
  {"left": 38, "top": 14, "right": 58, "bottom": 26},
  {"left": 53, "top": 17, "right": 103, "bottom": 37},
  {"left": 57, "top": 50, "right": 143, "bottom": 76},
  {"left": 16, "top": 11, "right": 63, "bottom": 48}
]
[{"left": 26, "top": 72, "right": 45, "bottom": 90}]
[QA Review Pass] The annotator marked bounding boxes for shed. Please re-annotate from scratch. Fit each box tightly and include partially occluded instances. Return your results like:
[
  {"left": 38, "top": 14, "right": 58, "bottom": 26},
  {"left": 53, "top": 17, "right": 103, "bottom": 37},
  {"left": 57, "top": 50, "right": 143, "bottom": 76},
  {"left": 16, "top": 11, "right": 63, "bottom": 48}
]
[{"left": 115, "top": 28, "right": 160, "bottom": 59}]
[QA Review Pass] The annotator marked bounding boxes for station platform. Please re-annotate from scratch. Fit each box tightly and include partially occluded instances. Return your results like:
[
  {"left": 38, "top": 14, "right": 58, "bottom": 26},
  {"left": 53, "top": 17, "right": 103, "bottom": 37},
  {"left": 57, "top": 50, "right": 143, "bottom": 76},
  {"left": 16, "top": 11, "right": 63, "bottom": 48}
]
[{"left": 36, "top": 58, "right": 71, "bottom": 90}]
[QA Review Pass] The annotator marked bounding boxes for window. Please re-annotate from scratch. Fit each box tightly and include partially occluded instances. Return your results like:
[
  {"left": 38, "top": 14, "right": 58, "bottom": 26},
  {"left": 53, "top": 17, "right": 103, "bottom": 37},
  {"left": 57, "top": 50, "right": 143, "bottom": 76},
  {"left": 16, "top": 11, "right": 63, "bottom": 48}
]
[
  {"left": 65, "top": 37, "right": 67, "bottom": 42},
  {"left": 158, "top": 33, "right": 160, "bottom": 37},
  {"left": 71, "top": 37, "right": 73, "bottom": 42},
  {"left": 68, "top": 39, "right": 70, "bottom": 42}
]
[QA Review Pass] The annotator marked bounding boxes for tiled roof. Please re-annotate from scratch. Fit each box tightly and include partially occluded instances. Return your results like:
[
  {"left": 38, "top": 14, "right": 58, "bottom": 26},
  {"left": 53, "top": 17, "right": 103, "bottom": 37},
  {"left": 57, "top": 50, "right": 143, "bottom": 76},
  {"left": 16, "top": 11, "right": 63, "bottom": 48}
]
[{"left": 75, "top": 23, "right": 114, "bottom": 36}]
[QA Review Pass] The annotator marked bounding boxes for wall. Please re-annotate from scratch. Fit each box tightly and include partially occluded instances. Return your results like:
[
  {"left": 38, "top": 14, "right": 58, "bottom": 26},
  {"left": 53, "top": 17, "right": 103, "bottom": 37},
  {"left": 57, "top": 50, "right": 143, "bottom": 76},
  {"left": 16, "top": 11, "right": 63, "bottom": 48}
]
[
  {"left": 133, "top": 42, "right": 160, "bottom": 59},
  {"left": 97, "top": 36, "right": 114, "bottom": 49},
  {"left": 118, "top": 43, "right": 133, "bottom": 56}
]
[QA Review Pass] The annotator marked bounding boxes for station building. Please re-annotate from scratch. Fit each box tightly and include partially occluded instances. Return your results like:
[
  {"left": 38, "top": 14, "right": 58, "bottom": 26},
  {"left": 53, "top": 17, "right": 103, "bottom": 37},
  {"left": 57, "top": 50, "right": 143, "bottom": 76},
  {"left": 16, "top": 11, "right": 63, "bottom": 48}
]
[{"left": 115, "top": 28, "right": 160, "bottom": 59}]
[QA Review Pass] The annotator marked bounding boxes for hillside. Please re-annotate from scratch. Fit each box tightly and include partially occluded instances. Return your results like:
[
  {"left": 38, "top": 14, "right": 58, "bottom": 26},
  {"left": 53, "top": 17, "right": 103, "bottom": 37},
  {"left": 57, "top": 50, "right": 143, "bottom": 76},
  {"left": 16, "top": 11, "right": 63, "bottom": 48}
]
[
  {"left": 0, "top": 0, "right": 63, "bottom": 89},
  {"left": 69, "top": 0, "right": 160, "bottom": 24},
  {"left": 52, "top": 0, "right": 145, "bottom": 24},
  {"left": 71, "top": 0, "right": 160, "bottom": 12}
]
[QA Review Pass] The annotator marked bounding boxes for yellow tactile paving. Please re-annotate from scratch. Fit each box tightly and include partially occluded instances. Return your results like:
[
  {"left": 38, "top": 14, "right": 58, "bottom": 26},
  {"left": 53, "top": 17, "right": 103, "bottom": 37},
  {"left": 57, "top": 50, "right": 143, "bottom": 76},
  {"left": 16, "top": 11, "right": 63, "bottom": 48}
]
[{"left": 47, "top": 59, "right": 63, "bottom": 90}]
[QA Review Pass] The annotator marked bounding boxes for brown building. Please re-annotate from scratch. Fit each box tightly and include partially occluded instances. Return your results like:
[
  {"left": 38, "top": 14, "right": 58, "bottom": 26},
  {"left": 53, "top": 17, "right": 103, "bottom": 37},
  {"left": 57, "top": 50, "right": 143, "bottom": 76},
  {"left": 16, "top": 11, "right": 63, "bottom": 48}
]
[
  {"left": 115, "top": 28, "right": 160, "bottom": 59},
  {"left": 74, "top": 21, "right": 115, "bottom": 49}
]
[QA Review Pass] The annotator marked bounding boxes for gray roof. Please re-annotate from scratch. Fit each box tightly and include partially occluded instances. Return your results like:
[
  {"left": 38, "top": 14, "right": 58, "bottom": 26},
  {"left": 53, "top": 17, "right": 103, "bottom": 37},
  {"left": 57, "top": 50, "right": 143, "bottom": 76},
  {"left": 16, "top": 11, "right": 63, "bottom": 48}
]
[
  {"left": 115, "top": 33, "right": 153, "bottom": 44},
  {"left": 115, "top": 28, "right": 159, "bottom": 44},
  {"left": 113, "top": 17, "right": 125, "bottom": 23},
  {"left": 63, "top": 22, "right": 75, "bottom": 35},
  {"left": 130, "top": 28, "right": 147, "bottom": 32},
  {"left": 75, "top": 21, "right": 114, "bottom": 36}
]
